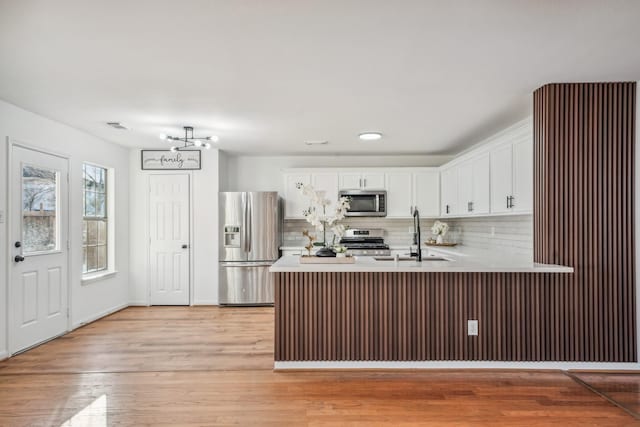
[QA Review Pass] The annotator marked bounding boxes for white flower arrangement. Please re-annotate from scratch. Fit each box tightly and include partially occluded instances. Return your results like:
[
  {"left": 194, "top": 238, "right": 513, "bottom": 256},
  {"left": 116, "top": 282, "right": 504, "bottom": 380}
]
[
  {"left": 296, "top": 183, "right": 350, "bottom": 246},
  {"left": 431, "top": 220, "right": 449, "bottom": 236}
]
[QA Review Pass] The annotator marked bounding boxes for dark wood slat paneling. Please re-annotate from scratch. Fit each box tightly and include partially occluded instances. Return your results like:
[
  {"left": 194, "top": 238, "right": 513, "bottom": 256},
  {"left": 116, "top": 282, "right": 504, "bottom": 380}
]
[{"left": 274, "top": 82, "right": 636, "bottom": 362}]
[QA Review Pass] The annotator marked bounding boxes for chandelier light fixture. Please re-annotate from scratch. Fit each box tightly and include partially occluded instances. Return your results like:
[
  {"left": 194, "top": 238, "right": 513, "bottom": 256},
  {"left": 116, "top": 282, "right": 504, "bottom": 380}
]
[{"left": 159, "top": 126, "right": 219, "bottom": 152}]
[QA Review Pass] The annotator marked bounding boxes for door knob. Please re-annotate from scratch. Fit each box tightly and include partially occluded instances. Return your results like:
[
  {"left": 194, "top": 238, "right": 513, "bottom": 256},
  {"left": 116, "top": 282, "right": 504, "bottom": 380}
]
[
  {"left": 181, "top": 244, "right": 189, "bottom": 249},
  {"left": 14, "top": 241, "right": 21, "bottom": 248},
  {"left": 14, "top": 255, "right": 25, "bottom": 262}
]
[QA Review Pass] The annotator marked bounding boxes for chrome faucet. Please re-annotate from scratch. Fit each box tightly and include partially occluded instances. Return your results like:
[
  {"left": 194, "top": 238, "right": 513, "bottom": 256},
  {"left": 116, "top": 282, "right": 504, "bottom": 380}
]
[{"left": 410, "top": 208, "right": 422, "bottom": 262}]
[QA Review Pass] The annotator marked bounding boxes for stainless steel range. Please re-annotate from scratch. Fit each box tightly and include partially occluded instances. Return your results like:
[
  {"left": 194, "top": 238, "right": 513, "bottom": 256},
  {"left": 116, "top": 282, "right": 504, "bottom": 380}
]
[{"left": 340, "top": 229, "right": 390, "bottom": 256}]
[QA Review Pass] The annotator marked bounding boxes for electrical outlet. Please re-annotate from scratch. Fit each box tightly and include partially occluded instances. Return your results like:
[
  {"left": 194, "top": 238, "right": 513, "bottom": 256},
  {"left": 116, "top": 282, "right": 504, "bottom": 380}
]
[{"left": 468, "top": 320, "right": 478, "bottom": 336}]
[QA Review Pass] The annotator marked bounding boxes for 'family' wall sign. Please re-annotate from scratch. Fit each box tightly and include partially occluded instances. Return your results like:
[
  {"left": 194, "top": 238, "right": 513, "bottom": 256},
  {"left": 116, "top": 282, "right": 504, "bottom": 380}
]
[{"left": 141, "top": 150, "right": 202, "bottom": 170}]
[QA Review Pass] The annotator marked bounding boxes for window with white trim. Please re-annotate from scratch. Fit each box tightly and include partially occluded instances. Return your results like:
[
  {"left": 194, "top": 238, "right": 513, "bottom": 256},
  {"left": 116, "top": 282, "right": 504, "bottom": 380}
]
[{"left": 82, "top": 163, "right": 108, "bottom": 274}]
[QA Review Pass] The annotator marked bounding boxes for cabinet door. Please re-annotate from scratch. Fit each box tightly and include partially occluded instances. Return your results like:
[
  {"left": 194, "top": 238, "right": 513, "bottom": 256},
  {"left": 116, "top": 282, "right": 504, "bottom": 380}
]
[
  {"left": 490, "top": 145, "right": 513, "bottom": 213},
  {"left": 471, "top": 154, "right": 491, "bottom": 214},
  {"left": 457, "top": 162, "right": 473, "bottom": 215},
  {"left": 339, "top": 173, "right": 362, "bottom": 189},
  {"left": 362, "top": 172, "right": 385, "bottom": 189},
  {"left": 512, "top": 139, "right": 533, "bottom": 212},
  {"left": 284, "top": 173, "right": 311, "bottom": 219},
  {"left": 312, "top": 173, "right": 339, "bottom": 211},
  {"left": 385, "top": 172, "right": 413, "bottom": 218},
  {"left": 413, "top": 171, "right": 440, "bottom": 217},
  {"left": 440, "top": 167, "right": 458, "bottom": 216}
]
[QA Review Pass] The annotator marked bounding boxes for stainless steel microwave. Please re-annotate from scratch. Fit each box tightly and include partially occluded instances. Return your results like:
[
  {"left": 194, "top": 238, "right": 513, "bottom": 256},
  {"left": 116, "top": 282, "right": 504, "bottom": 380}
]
[{"left": 338, "top": 190, "right": 387, "bottom": 217}]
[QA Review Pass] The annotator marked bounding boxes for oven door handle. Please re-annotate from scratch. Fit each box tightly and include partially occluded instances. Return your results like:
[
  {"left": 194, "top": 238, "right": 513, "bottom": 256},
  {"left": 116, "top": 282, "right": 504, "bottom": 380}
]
[{"left": 375, "top": 195, "right": 380, "bottom": 213}]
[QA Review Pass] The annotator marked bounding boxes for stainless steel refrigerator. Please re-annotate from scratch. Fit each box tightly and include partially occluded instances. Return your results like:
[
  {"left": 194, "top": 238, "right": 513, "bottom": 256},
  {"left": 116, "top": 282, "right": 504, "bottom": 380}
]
[{"left": 219, "top": 192, "right": 281, "bottom": 306}]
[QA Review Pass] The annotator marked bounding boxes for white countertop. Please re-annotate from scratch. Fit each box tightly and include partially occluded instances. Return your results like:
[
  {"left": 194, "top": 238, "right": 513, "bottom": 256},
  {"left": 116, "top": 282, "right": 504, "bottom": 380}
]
[{"left": 270, "top": 247, "right": 573, "bottom": 273}]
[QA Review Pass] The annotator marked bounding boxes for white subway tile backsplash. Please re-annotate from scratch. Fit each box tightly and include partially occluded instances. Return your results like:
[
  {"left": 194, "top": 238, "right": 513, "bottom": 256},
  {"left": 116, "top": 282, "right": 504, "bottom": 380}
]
[{"left": 283, "top": 214, "right": 533, "bottom": 258}]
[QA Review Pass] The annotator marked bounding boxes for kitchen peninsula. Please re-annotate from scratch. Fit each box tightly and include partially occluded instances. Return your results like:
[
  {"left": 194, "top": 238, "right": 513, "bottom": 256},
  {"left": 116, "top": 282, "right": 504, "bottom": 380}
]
[{"left": 270, "top": 250, "right": 573, "bottom": 367}]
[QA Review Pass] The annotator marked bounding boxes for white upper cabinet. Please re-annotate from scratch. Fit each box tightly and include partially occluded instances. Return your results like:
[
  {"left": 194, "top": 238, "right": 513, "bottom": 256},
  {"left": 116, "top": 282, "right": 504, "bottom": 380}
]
[
  {"left": 283, "top": 173, "right": 311, "bottom": 219},
  {"left": 362, "top": 173, "right": 385, "bottom": 189},
  {"left": 339, "top": 173, "right": 362, "bottom": 190},
  {"left": 311, "top": 173, "right": 339, "bottom": 211},
  {"left": 490, "top": 144, "right": 513, "bottom": 214},
  {"left": 339, "top": 172, "right": 386, "bottom": 190},
  {"left": 413, "top": 171, "right": 440, "bottom": 217},
  {"left": 385, "top": 172, "right": 413, "bottom": 218},
  {"left": 490, "top": 138, "right": 533, "bottom": 214},
  {"left": 457, "top": 161, "right": 473, "bottom": 215},
  {"left": 512, "top": 138, "right": 533, "bottom": 213},
  {"left": 471, "top": 154, "right": 491, "bottom": 214},
  {"left": 440, "top": 167, "right": 458, "bottom": 216}
]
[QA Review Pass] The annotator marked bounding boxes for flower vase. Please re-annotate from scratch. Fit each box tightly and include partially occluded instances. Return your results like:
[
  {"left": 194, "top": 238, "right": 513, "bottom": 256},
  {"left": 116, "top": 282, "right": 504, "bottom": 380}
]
[{"left": 436, "top": 235, "right": 444, "bottom": 244}]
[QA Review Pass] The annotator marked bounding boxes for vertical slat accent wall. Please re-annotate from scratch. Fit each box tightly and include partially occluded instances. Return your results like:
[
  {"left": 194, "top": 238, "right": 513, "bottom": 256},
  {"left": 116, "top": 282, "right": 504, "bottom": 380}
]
[
  {"left": 533, "top": 82, "right": 636, "bottom": 363},
  {"left": 275, "top": 82, "right": 636, "bottom": 362}
]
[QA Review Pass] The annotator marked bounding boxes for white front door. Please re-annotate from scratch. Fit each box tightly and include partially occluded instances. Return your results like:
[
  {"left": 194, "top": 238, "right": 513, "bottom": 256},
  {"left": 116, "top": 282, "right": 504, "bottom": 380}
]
[
  {"left": 10, "top": 145, "right": 69, "bottom": 354},
  {"left": 149, "top": 174, "right": 190, "bottom": 305}
]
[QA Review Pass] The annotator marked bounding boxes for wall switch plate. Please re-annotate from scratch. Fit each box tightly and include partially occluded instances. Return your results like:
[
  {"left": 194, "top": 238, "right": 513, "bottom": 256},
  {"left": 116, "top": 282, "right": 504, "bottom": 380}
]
[{"left": 468, "top": 320, "right": 478, "bottom": 336}]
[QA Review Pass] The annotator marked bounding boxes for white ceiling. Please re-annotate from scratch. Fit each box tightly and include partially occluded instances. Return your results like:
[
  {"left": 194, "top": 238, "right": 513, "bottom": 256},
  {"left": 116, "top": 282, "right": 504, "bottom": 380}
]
[{"left": 0, "top": 1, "right": 639, "bottom": 155}]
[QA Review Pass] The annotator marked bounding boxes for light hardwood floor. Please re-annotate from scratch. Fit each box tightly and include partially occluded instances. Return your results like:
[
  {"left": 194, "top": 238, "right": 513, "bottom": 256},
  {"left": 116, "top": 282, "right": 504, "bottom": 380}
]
[{"left": 0, "top": 307, "right": 638, "bottom": 426}]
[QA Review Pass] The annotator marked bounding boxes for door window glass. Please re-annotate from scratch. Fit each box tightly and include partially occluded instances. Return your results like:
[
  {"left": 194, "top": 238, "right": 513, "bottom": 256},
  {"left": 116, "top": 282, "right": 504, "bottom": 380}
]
[{"left": 22, "top": 164, "right": 59, "bottom": 253}]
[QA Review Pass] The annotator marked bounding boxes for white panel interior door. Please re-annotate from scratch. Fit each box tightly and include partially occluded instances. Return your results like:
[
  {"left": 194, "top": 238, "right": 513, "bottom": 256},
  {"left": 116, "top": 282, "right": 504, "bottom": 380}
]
[
  {"left": 149, "top": 174, "right": 190, "bottom": 305},
  {"left": 10, "top": 145, "right": 69, "bottom": 354}
]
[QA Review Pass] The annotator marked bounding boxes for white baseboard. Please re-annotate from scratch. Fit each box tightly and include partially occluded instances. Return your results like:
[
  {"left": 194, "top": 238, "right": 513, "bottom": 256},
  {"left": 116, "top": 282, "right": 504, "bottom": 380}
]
[
  {"left": 192, "top": 300, "right": 218, "bottom": 306},
  {"left": 128, "top": 301, "right": 149, "bottom": 306},
  {"left": 274, "top": 360, "right": 640, "bottom": 371},
  {"left": 0, "top": 351, "right": 8, "bottom": 362},
  {"left": 71, "top": 303, "right": 129, "bottom": 330}
]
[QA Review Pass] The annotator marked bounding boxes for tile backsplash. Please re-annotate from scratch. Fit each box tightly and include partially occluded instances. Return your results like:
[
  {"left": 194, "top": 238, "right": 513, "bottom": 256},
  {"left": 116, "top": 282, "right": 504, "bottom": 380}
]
[{"left": 283, "top": 214, "right": 533, "bottom": 258}]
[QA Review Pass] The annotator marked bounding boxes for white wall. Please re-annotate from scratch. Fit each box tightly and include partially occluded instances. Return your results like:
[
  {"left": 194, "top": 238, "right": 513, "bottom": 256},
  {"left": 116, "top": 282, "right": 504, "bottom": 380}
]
[
  {"left": 129, "top": 149, "right": 219, "bottom": 305},
  {"left": 221, "top": 154, "right": 452, "bottom": 194},
  {"left": 0, "top": 99, "right": 130, "bottom": 358}
]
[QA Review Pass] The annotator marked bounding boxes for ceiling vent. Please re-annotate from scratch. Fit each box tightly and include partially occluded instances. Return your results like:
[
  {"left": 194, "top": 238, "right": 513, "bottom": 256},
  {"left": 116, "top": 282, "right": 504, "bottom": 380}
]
[{"left": 106, "top": 122, "right": 128, "bottom": 130}]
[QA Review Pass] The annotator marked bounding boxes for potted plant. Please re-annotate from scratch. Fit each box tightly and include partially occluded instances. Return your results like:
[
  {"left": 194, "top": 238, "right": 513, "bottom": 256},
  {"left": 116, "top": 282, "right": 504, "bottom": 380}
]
[
  {"left": 431, "top": 220, "right": 449, "bottom": 244},
  {"left": 297, "top": 183, "right": 350, "bottom": 257},
  {"left": 333, "top": 245, "right": 348, "bottom": 258}
]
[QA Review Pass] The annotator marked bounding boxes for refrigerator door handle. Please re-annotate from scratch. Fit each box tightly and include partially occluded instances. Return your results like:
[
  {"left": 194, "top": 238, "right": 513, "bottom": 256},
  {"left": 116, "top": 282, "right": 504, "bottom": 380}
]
[
  {"left": 242, "top": 193, "right": 250, "bottom": 253},
  {"left": 246, "top": 193, "right": 252, "bottom": 253}
]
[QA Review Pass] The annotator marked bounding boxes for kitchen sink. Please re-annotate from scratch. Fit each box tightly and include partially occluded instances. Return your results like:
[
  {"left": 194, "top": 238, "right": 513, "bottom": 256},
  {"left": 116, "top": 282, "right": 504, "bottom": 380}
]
[{"left": 374, "top": 256, "right": 448, "bottom": 262}]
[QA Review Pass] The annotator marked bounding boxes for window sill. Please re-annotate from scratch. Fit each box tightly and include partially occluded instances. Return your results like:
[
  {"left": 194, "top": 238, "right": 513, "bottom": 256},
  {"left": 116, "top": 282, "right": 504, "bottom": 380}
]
[{"left": 81, "top": 270, "right": 118, "bottom": 285}]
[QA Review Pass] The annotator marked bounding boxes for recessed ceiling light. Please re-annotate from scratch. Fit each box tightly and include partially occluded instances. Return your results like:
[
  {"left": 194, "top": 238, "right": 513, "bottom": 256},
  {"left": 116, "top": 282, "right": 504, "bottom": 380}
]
[
  {"left": 106, "top": 122, "right": 128, "bottom": 130},
  {"left": 305, "top": 140, "right": 329, "bottom": 146},
  {"left": 359, "top": 132, "right": 382, "bottom": 141}
]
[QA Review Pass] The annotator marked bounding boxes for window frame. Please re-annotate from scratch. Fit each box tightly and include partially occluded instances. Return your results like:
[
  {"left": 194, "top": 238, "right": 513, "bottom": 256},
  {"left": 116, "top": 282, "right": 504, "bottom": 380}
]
[{"left": 82, "top": 163, "right": 112, "bottom": 277}]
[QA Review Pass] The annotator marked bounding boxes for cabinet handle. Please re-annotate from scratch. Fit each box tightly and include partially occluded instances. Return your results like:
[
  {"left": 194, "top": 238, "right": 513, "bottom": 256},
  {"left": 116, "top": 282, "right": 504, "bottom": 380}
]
[
  {"left": 506, "top": 196, "right": 510, "bottom": 209},
  {"left": 468, "top": 201, "right": 473, "bottom": 212},
  {"left": 446, "top": 204, "right": 450, "bottom": 214},
  {"left": 363, "top": 178, "right": 367, "bottom": 188},
  {"left": 510, "top": 196, "right": 515, "bottom": 208},
  {"left": 359, "top": 178, "right": 362, "bottom": 188}
]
